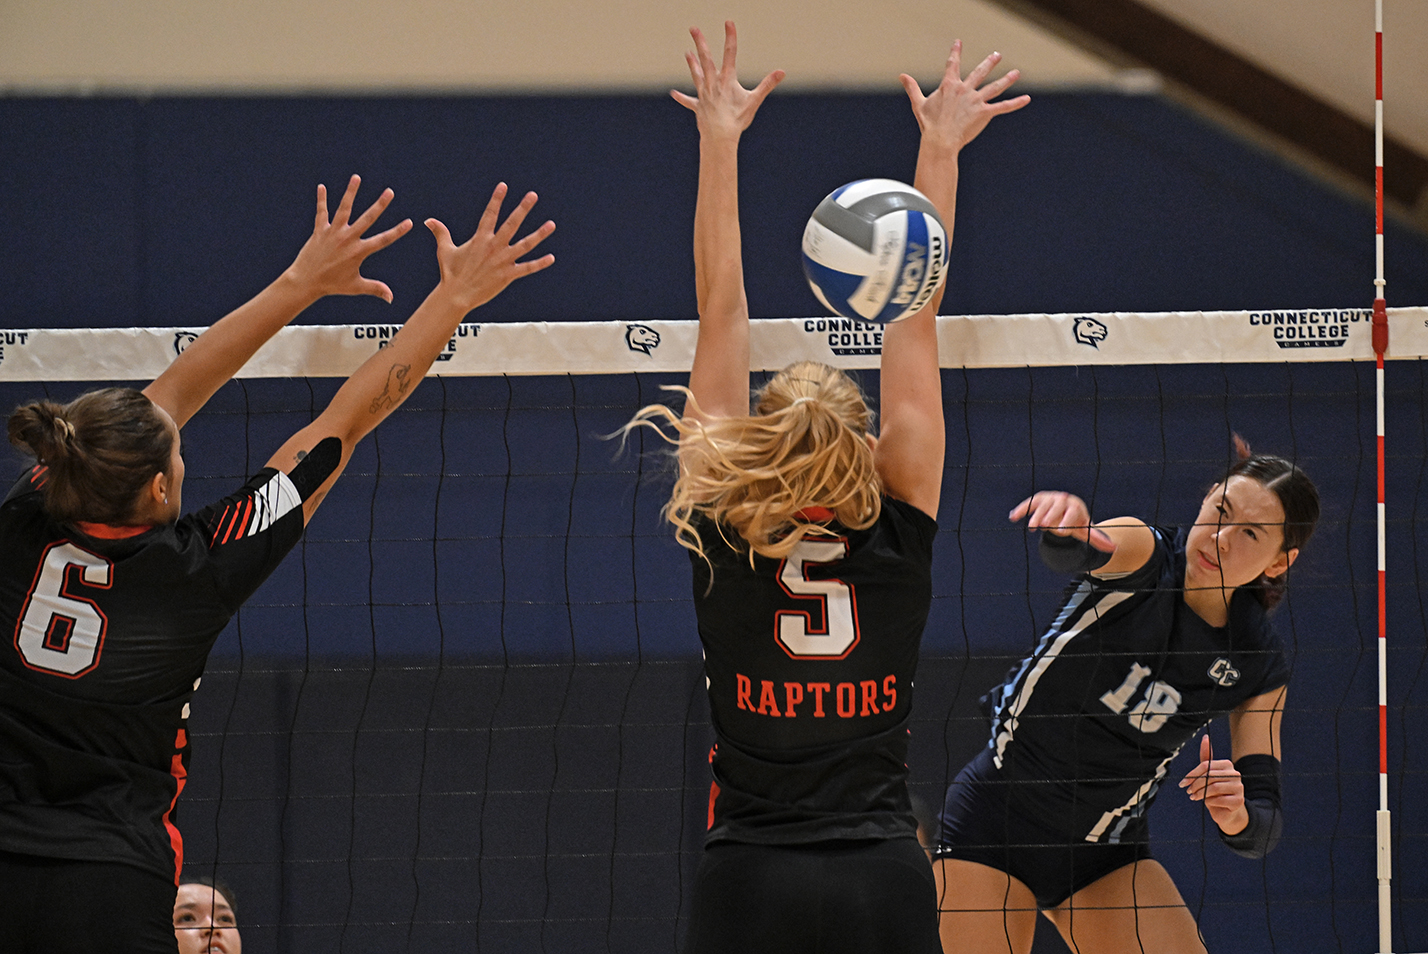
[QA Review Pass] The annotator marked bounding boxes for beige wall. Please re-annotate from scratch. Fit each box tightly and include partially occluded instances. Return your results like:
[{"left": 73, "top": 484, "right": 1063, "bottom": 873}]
[
  {"left": 1, "top": 0, "right": 1418, "bottom": 153},
  {"left": 0, "top": 0, "right": 1117, "bottom": 91},
  {"left": 1137, "top": 0, "right": 1428, "bottom": 160}
]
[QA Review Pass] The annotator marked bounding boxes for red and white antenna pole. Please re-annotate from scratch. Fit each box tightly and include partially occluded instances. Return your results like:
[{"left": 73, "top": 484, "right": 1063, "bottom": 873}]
[{"left": 1373, "top": 0, "right": 1391, "bottom": 951}]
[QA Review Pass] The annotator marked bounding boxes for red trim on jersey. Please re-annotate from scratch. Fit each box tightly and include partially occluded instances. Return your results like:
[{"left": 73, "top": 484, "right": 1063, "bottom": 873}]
[
  {"left": 794, "top": 507, "right": 834, "bottom": 522},
  {"left": 706, "top": 745, "right": 719, "bottom": 828},
  {"left": 210, "top": 506, "right": 232, "bottom": 546},
  {"left": 219, "top": 505, "right": 239, "bottom": 545},
  {"left": 230, "top": 497, "right": 255, "bottom": 543},
  {"left": 30, "top": 464, "right": 49, "bottom": 489},
  {"left": 74, "top": 521, "right": 154, "bottom": 540},
  {"left": 164, "top": 728, "right": 189, "bottom": 885}
]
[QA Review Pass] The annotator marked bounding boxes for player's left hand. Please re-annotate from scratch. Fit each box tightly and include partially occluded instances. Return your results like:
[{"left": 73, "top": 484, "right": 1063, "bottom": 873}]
[
  {"left": 425, "top": 182, "right": 556, "bottom": 314},
  {"left": 285, "top": 174, "right": 413, "bottom": 303},
  {"left": 1179, "top": 734, "right": 1249, "bottom": 835},
  {"left": 900, "top": 41, "right": 1030, "bottom": 151}
]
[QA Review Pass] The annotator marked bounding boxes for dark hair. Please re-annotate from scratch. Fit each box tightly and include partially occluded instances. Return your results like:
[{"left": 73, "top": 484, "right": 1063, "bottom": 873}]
[
  {"left": 7, "top": 387, "right": 173, "bottom": 525},
  {"left": 1224, "top": 437, "right": 1320, "bottom": 610},
  {"left": 179, "top": 874, "right": 238, "bottom": 921}
]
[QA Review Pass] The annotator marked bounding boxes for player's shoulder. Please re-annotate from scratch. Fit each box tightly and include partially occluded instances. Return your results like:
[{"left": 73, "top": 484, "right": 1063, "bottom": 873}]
[
  {"left": 873, "top": 496, "right": 938, "bottom": 552},
  {"left": 1, "top": 465, "right": 47, "bottom": 509}
]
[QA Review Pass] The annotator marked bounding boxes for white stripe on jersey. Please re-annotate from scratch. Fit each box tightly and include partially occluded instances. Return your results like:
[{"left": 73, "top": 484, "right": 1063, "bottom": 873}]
[
  {"left": 245, "top": 471, "right": 302, "bottom": 538},
  {"left": 1085, "top": 751, "right": 1175, "bottom": 842},
  {"left": 992, "top": 582, "right": 1135, "bottom": 768}
]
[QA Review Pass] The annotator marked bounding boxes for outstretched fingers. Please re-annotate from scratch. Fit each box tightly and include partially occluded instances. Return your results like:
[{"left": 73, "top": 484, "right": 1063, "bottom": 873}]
[
  {"left": 494, "top": 190, "right": 540, "bottom": 242},
  {"left": 314, "top": 183, "right": 330, "bottom": 231},
  {"left": 476, "top": 182, "right": 511, "bottom": 238},
  {"left": 720, "top": 20, "right": 739, "bottom": 76},
  {"left": 691, "top": 26, "right": 718, "bottom": 87},
  {"left": 350, "top": 186, "right": 397, "bottom": 235},
  {"left": 940, "top": 40, "right": 965, "bottom": 88},
  {"left": 748, "top": 68, "right": 786, "bottom": 109},
  {"left": 962, "top": 49, "right": 1001, "bottom": 91},
  {"left": 331, "top": 173, "right": 362, "bottom": 226}
]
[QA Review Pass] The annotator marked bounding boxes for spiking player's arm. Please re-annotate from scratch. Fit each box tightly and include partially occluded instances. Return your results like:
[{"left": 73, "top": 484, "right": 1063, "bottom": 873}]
[
  {"left": 672, "top": 21, "right": 784, "bottom": 427},
  {"left": 144, "top": 176, "right": 411, "bottom": 430},
  {"left": 1010, "top": 490, "right": 1155, "bottom": 577},
  {"left": 264, "top": 183, "right": 555, "bottom": 524},
  {"left": 875, "top": 44, "right": 1029, "bottom": 520}
]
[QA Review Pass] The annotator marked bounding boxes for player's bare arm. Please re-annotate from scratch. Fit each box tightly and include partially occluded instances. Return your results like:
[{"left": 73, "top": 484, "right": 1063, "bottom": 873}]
[
  {"left": 877, "top": 43, "right": 1029, "bottom": 519},
  {"left": 264, "top": 182, "right": 555, "bottom": 524},
  {"left": 674, "top": 21, "right": 784, "bottom": 427}
]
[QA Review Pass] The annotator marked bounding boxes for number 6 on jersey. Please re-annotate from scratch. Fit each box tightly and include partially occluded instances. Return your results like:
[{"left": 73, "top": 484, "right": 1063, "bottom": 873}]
[
  {"left": 15, "top": 543, "right": 112, "bottom": 677},
  {"left": 776, "top": 538, "right": 860, "bottom": 658}
]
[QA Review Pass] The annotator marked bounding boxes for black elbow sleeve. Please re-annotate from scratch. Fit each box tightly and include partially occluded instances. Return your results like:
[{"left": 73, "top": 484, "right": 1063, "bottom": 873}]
[
  {"left": 287, "top": 437, "right": 342, "bottom": 501},
  {"left": 1038, "top": 531, "right": 1113, "bottom": 575},
  {"left": 1219, "top": 753, "right": 1283, "bottom": 859}
]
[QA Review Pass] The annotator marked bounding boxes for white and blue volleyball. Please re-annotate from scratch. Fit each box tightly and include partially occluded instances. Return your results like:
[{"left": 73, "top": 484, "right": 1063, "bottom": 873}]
[{"left": 801, "top": 179, "right": 949, "bottom": 324}]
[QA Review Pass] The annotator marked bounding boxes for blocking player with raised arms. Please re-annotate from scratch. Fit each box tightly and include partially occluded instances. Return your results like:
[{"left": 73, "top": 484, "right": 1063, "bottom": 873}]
[
  {"left": 624, "top": 23, "right": 1026, "bottom": 954},
  {"left": 933, "top": 439, "right": 1319, "bottom": 954},
  {"left": 0, "top": 176, "right": 554, "bottom": 954}
]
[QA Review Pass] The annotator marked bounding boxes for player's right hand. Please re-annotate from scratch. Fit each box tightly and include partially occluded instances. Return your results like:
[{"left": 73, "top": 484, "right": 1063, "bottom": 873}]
[
  {"left": 285, "top": 174, "right": 412, "bottom": 303},
  {"left": 671, "top": 21, "right": 785, "bottom": 140},
  {"left": 1010, "top": 491, "right": 1117, "bottom": 551}
]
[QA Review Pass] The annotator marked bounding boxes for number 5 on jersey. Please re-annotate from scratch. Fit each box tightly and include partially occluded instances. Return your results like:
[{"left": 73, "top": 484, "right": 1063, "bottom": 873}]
[
  {"left": 14, "top": 542, "right": 112, "bottom": 677},
  {"left": 776, "top": 538, "right": 859, "bottom": 659}
]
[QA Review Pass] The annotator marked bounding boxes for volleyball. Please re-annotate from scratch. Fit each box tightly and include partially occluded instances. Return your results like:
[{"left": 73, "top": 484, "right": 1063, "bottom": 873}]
[{"left": 801, "top": 179, "right": 949, "bottom": 324}]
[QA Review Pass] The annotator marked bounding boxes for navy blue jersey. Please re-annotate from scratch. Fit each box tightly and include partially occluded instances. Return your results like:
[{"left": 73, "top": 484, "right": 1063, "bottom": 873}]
[
  {"left": 691, "top": 497, "right": 937, "bottom": 845},
  {"left": 0, "top": 464, "right": 306, "bottom": 882},
  {"left": 986, "top": 526, "right": 1290, "bottom": 844}
]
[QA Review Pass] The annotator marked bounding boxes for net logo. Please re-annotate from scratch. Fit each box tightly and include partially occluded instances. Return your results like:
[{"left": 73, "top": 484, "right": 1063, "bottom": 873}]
[
  {"left": 803, "top": 318, "right": 883, "bottom": 356},
  {"left": 625, "top": 324, "right": 661, "bottom": 355},
  {"left": 0, "top": 331, "right": 31, "bottom": 366},
  {"left": 174, "top": 332, "right": 198, "bottom": 355},
  {"left": 356, "top": 324, "right": 475, "bottom": 361},
  {"left": 1249, "top": 309, "right": 1365, "bottom": 348},
  {"left": 1074, "top": 317, "right": 1109, "bottom": 348}
]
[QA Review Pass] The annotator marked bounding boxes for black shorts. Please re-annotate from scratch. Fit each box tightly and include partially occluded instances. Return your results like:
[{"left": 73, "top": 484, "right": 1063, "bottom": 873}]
[
  {"left": 0, "top": 850, "right": 178, "bottom": 954},
  {"left": 683, "top": 837, "right": 940, "bottom": 954},
  {"left": 934, "top": 748, "right": 1150, "bottom": 910}
]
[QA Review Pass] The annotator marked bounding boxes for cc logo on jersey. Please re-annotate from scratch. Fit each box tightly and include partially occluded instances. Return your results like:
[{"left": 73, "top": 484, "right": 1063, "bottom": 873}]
[{"left": 1208, "top": 657, "right": 1241, "bottom": 688}]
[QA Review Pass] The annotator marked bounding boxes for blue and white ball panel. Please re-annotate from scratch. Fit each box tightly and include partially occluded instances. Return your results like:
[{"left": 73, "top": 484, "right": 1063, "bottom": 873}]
[
  {"left": 829, "top": 178, "right": 921, "bottom": 208},
  {"left": 802, "top": 178, "right": 949, "bottom": 323}
]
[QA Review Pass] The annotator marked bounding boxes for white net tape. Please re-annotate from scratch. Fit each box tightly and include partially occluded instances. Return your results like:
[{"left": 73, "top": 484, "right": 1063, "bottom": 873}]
[{"left": 2, "top": 307, "right": 1424, "bottom": 381}]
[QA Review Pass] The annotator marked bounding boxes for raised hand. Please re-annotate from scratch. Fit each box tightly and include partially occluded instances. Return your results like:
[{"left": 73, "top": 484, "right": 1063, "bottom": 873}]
[
  {"left": 900, "top": 41, "right": 1030, "bottom": 152},
  {"left": 1009, "top": 491, "right": 1117, "bottom": 552},
  {"left": 671, "top": 21, "right": 785, "bottom": 141},
  {"left": 285, "top": 175, "right": 413, "bottom": 302},
  {"left": 424, "top": 183, "right": 556, "bottom": 314},
  {"left": 1179, "top": 734, "right": 1249, "bottom": 834}
]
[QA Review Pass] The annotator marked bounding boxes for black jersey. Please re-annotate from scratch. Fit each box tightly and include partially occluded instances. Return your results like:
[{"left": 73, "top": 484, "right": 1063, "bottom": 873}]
[
  {"left": 691, "top": 497, "right": 937, "bottom": 846},
  {"left": 985, "top": 526, "right": 1291, "bottom": 844},
  {"left": 0, "top": 464, "right": 306, "bottom": 882}
]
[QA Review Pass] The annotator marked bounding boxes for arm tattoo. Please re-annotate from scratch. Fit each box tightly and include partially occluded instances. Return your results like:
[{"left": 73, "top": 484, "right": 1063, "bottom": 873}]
[{"left": 369, "top": 363, "right": 413, "bottom": 414}]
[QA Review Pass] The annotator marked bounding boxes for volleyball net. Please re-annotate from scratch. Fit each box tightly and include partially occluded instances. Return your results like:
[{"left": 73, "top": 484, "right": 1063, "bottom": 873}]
[{"left": 3, "top": 308, "right": 1426, "bottom": 954}]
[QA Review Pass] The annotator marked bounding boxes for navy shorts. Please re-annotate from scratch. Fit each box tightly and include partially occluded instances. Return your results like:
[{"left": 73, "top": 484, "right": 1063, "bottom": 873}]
[
  {"left": 683, "top": 837, "right": 941, "bottom": 954},
  {"left": 934, "top": 748, "right": 1150, "bottom": 910}
]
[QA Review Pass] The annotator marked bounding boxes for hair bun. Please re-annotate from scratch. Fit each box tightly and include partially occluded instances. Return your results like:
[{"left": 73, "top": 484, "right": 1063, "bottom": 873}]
[{"left": 1232, "top": 432, "right": 1253, "bottom": 461}]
